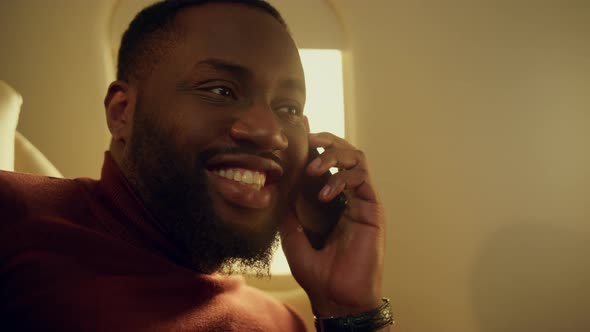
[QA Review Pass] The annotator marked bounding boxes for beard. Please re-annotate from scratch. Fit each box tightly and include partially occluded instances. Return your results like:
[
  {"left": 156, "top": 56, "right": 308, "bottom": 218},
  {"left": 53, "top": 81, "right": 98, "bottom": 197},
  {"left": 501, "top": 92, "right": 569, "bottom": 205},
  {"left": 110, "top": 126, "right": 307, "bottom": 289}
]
[{"left": 119, "top": 100, "right": 282, "bottom": 276}]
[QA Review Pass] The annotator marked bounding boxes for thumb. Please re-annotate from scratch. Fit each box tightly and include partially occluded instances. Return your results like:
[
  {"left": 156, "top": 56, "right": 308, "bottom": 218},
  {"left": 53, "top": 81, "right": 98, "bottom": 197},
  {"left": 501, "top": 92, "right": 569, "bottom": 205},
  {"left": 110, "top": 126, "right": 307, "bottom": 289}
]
[{"left": 279, "top": 208, "right": 314, "bottom": 259}]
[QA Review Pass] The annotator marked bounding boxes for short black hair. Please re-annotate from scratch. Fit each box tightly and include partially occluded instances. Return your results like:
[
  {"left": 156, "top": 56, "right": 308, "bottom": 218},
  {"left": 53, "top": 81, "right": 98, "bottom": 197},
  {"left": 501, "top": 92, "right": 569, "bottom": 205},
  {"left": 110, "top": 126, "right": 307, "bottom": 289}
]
[{"left": 117, "top": 0, "right": 287, "bottom": 82}]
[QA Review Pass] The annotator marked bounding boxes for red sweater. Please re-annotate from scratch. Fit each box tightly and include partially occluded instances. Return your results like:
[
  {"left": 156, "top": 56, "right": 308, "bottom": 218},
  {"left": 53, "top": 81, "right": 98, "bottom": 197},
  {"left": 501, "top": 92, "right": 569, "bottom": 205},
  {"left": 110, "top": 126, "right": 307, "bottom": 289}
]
[{"left": 0, "top": 153, "right": 306, "bottom": 331}]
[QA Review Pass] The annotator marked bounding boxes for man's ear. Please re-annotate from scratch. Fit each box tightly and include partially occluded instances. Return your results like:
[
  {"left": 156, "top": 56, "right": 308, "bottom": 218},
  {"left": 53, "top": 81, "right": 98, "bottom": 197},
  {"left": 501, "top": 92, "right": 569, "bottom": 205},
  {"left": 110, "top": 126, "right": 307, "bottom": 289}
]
[{"left": 104, "top": 80, "right": 136, "bottom": 146}]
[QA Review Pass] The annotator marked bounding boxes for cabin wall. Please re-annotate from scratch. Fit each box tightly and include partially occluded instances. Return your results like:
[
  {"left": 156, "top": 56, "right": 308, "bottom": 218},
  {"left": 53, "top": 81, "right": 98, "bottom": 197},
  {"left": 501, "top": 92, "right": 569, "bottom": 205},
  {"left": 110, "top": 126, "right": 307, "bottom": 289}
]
[{"left": 333, "top": 1, "right": 590, "bottom": 331}]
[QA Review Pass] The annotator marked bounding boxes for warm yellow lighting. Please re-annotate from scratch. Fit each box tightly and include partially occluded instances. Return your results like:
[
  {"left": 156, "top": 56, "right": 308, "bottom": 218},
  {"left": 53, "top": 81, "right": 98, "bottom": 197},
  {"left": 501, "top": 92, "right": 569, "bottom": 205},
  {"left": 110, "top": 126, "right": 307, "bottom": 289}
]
[{"left": 270, "top": 49, "right": 345, "bottom": 275}]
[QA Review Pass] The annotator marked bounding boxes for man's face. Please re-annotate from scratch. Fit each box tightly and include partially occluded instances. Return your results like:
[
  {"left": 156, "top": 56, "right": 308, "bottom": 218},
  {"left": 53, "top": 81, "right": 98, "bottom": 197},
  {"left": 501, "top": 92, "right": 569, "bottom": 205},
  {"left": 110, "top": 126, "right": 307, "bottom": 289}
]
[{"left": 121, "top": 4, "right": 308, "bottom": 273}]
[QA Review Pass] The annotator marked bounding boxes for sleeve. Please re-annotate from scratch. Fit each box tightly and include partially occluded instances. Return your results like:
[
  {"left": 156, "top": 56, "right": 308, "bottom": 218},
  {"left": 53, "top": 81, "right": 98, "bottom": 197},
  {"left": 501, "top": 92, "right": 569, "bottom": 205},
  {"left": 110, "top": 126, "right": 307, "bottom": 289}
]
[{"left": 0, "top": 171, "right": 28, "bottom": 230}]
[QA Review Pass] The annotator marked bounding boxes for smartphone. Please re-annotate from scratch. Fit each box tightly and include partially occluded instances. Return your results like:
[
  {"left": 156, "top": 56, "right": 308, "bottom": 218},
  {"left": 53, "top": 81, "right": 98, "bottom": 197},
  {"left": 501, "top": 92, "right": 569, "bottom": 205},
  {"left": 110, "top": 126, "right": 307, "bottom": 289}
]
[{"left": 293, "top": 147, "right": 348, "bottom": 250}]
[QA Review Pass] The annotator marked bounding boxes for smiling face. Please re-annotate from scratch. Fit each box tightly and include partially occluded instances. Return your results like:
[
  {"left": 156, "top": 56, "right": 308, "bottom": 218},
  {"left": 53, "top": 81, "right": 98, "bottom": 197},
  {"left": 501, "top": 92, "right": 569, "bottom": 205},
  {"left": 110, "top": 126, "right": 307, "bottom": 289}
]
[{"left": 109, "top": 3, "right": 308, "bottom": 273}]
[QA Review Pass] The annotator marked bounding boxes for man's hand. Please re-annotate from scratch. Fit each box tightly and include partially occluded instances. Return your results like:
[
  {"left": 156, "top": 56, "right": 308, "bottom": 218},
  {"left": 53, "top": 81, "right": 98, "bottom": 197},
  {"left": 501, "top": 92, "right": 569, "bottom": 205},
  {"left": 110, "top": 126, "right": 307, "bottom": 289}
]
[{"left": 280, "top": 132, "right": 386, "bottom": 318}]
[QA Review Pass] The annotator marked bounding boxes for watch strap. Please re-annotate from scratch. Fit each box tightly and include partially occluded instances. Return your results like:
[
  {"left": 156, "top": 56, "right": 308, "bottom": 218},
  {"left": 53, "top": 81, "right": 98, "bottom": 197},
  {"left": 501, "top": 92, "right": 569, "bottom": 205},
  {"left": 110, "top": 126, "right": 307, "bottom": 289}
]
[{"left": 314, "top": 298, "right": 394, "bottom": 332}]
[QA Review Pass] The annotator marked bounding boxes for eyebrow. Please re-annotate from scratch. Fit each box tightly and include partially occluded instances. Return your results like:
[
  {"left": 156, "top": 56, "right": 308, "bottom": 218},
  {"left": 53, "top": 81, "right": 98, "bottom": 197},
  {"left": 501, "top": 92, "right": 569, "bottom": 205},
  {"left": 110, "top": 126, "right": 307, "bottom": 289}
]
[
  {"left": 192, "top": 58, "right": 306, "bottom": 96},
  {"left": 194, "top": 58, "right": 252, "bottom": 81},
  {"left": 277, "top": 78, "right": 306, "bottom": 97}
]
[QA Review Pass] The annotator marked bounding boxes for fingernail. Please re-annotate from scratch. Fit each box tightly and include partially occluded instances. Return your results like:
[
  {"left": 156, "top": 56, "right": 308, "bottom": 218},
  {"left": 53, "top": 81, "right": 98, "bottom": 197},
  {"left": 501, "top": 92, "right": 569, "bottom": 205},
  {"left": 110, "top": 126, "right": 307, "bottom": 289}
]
[
  {"left": 320, "top": 185, "right": 332, "bottom": 199},
  {"left": 308, "top": 157, "right": 322, "bottom": 170}
]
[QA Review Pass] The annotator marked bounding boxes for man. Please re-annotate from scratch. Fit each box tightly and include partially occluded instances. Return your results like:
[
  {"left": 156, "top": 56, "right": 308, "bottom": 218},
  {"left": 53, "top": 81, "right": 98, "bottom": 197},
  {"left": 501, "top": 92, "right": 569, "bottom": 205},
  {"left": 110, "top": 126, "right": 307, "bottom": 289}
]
[{"left": 0, "top": 0, "right": 392, "bottom": 331}]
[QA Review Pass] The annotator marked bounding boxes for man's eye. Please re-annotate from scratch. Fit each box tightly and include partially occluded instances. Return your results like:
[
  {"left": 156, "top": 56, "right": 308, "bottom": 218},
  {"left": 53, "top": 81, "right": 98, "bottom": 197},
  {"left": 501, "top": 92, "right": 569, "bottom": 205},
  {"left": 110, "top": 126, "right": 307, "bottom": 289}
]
[
  {"left": 275, "top": 106, "right": 300, "bottom": 116},
  {"left": 207, "top": 87, "right": 235, "bottom": 98}
]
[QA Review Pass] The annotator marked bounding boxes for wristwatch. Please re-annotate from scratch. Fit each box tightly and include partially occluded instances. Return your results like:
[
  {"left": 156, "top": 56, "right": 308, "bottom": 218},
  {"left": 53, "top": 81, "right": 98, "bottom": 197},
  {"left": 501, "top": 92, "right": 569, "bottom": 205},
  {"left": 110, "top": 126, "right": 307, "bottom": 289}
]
[{"left": 314, "top": 298, "right": 394, "bottom": 332}]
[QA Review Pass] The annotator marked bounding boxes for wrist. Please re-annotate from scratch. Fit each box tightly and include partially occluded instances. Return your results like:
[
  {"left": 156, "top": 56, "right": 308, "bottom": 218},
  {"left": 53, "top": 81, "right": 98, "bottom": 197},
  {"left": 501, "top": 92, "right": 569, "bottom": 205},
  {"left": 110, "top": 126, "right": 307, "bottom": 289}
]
[
  {"left": 313, "top": 298, "right": 394, "bottom": 332},
  {"left": 312, "top": 297, "right": 383, "bottom": 318}
]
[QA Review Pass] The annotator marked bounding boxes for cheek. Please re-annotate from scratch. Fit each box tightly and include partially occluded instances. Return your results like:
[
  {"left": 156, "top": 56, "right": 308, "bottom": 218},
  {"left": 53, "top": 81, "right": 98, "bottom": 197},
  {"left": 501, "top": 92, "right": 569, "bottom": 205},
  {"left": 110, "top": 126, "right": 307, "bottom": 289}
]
[
  {"left": 168, "top": 107, "right": 231, "bottom": 148},
  {"left": 286, "top": 126, "right": 309, "bottom": 170}
]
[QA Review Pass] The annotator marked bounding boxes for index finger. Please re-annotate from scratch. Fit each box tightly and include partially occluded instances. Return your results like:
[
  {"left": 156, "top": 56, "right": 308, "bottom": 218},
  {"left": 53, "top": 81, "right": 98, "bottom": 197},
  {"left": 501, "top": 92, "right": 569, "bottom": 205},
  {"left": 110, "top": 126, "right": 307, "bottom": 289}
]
[{"left": 308, "top": 132, "right": 352, "bottom": 150}]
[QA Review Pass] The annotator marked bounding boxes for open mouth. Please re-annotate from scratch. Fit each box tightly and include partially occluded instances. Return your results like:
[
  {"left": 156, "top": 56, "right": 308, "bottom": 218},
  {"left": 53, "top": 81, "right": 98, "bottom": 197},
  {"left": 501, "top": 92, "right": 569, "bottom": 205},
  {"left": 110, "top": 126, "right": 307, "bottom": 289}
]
[
  {"left": 205, "top": 153, "right": 284, "bottom": 192},
  {"left": 204, "top": 157, "right": 283, "bottom": 210},
  {"left": 211, "top": 168, "right": 267, "bottom": 191}
]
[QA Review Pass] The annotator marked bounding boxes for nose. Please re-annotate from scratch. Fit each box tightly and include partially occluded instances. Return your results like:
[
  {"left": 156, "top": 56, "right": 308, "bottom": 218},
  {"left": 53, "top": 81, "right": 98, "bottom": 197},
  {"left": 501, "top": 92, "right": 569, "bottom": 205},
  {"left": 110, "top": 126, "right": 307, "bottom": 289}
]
[{"left": 230, "top": 103, "right": 288, "bottom": 151}]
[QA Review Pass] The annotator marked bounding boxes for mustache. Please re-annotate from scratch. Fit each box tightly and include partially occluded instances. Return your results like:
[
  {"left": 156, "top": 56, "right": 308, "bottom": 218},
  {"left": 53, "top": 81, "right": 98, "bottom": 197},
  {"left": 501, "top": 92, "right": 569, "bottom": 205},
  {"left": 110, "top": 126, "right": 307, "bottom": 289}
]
[{"left": 198, "top": 146, "right": 285, "bottom": 169}]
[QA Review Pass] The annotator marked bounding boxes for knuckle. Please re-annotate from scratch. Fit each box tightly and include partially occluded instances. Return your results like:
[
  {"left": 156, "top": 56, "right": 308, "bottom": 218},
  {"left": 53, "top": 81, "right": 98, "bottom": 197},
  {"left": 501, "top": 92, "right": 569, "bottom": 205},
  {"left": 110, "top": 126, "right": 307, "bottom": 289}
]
[
  {"left": 328, "top": 174, "right": 343, "bottom": 186},
  {"left": 325, "top": 153, "right": 338, "bottom": 166},
  {"left": 352, "top": 167, "right": 369, "bottom": 179},
  {"left": 318, "top": 132, "right": 334, "bottom": 141},
  {"left": 355, "top": 149, "right": 365, "bottom": 159}
]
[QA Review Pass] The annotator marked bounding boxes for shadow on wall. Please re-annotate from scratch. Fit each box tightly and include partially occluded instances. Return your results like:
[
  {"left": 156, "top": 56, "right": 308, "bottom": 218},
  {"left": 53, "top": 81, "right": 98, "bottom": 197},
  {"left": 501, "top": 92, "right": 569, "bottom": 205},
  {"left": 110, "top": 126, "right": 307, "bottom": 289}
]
[{"left": 471, "top": 222, "right": 590, "bottom": 332}]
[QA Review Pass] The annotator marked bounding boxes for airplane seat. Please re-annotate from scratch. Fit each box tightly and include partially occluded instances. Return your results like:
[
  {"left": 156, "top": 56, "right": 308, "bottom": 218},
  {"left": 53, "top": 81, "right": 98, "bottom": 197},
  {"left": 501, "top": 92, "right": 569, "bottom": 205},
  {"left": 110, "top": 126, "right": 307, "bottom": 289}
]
[{"left": 0, "top": 80, "right": 62, "bottom": 177}]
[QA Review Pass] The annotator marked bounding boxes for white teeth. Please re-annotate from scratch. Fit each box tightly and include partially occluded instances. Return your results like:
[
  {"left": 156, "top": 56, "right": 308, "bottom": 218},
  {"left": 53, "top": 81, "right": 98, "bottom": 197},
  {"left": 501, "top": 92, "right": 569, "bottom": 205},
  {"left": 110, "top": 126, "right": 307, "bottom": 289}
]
[
  {"left": 260, "top": 173, "right": 266, "bottom": 187},
  {"left": 212, "top": 168, "right": 267, "bottom": 190},
  {"left": 233, "top": 171, "right": 242, "bottom": 182},
  {"left": 242, "top": 170, "right": 253, "bottom": 184}
]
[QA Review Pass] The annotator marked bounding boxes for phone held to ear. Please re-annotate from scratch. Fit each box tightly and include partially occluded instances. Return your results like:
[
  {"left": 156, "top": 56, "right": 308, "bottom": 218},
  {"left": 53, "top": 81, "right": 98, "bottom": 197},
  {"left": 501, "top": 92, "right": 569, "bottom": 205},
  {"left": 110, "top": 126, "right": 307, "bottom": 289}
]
[{"left": 293, "top": 147, "right": 348, "bottom": 250}]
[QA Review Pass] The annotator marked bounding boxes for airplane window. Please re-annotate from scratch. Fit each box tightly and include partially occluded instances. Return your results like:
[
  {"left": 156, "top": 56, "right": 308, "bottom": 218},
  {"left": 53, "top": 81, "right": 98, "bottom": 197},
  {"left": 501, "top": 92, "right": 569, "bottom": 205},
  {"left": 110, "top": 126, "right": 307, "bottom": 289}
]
[{"left": 270, "top": 48, "right": 345, "bottom": 275}]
